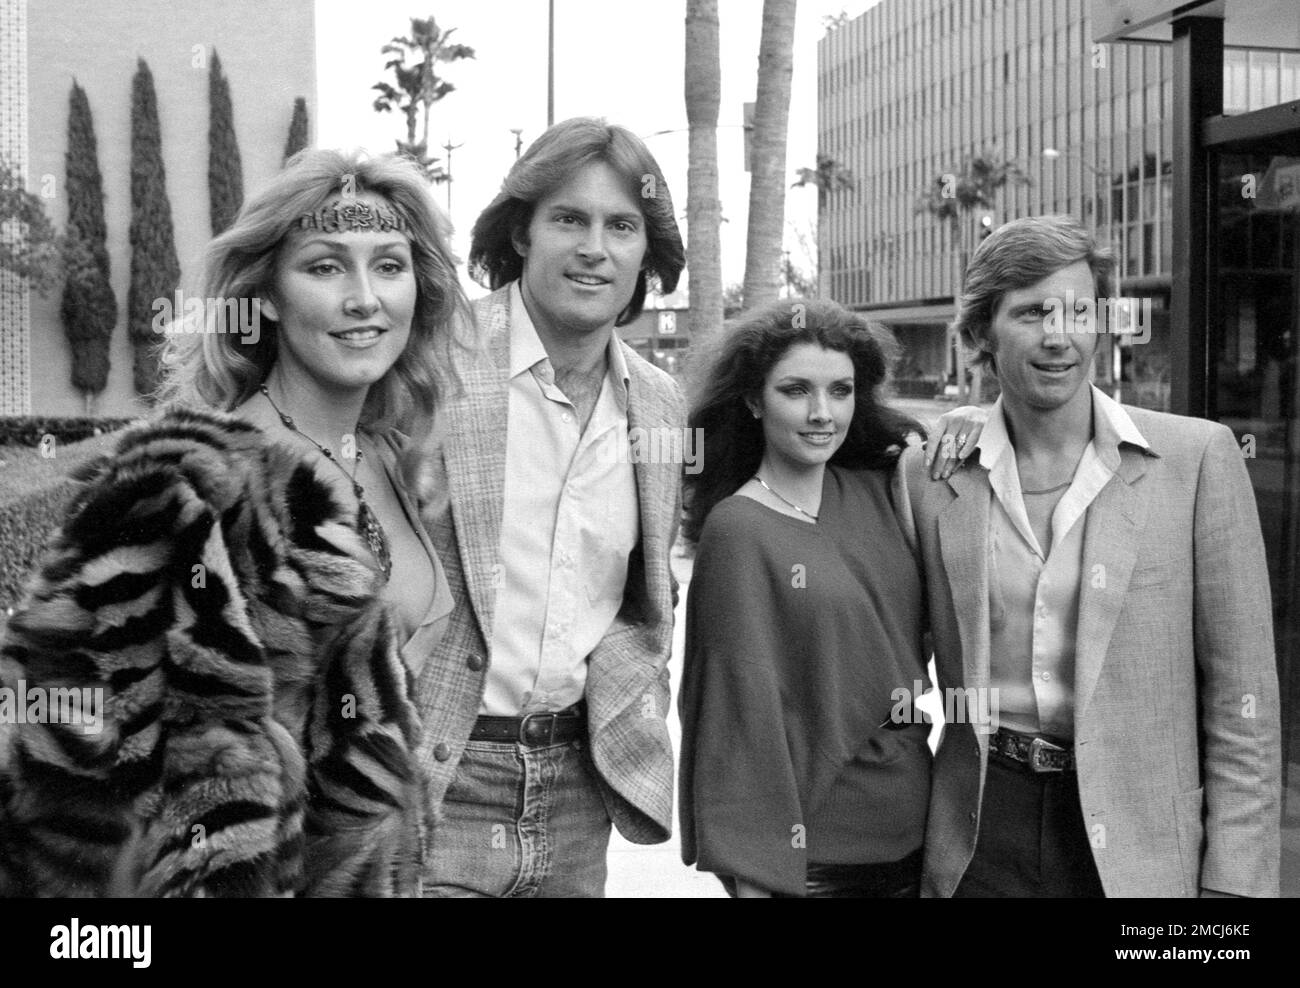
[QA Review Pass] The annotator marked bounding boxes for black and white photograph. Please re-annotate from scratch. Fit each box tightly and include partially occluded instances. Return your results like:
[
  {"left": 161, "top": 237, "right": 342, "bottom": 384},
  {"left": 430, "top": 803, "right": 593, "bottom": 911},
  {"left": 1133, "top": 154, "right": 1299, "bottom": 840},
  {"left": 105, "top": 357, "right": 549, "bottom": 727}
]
[{"left": 0, "top": 0, "right": 1295, "bottom": 964}]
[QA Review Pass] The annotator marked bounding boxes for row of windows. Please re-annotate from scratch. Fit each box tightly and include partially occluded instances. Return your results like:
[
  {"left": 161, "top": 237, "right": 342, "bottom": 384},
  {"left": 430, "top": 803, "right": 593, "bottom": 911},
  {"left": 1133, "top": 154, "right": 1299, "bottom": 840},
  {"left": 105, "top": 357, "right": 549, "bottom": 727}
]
[
  {"left": 1224, "top": 49, "right": 1300, "bottom": 113},
  {"left": 816, "top": 18, "right": 1300, "bottom": 306},
  {"left": 820, "top": 0, "right": 1090, "bottom": 97}
]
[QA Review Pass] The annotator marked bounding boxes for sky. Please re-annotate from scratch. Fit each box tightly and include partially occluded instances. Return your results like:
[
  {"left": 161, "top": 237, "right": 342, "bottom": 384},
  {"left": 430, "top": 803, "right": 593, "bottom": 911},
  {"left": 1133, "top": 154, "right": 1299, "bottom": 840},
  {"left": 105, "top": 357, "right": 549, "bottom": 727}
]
[{"left": 315, "top": 0, "right": 882, "bottom": 298}]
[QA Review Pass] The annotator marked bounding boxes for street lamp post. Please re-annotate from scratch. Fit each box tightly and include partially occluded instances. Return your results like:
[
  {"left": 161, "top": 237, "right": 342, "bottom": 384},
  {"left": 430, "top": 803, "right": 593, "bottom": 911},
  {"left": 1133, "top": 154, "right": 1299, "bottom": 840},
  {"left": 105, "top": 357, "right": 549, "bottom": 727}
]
[
  {"left": 1042, "top": 146, "right": 1126, "bottom": 400},
  {"left": 441, "top": 137, "right": 464, "bottom": 213}
]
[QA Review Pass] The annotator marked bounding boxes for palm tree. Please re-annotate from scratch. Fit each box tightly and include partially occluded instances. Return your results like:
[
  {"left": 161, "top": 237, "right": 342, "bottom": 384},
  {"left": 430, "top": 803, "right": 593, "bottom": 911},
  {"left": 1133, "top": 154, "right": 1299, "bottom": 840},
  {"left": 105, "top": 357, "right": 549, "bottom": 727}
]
[
  {"left": 793, "top": 153, "right": 854, "bottom": 214},
  {"left": 793, "top": 153, "right": 853, "bottom": 294},
  {"left": 917, "top": 149, "right": 1029, "bottom": 400},
  {"left": 741, "top": 0, "right": 797, "bottom": 311},
  {"left": 685, "top": 0, "right": 723, "bottom": 349},
  {"left": 372, "top": 16, "right": 475, "bottom": 182}
]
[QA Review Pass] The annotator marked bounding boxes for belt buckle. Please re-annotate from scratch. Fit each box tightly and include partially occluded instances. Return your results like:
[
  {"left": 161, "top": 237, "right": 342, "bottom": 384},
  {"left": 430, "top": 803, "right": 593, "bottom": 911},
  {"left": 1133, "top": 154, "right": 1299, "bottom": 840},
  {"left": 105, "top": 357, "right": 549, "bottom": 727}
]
[
  {"left": 518, "top": 712, "right": 556, "bottom": 746},
  {"left": 1027, "top": 736, "right": 1065, "bottom": 773}
]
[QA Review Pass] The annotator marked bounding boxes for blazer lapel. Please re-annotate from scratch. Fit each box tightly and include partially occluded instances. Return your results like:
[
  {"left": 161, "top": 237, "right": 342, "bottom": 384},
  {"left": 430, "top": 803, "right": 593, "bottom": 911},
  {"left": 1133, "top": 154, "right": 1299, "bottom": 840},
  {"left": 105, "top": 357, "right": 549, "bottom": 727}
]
[
  {"left": 444, "top": 290, "right": 511, "bottom": 639},
  {"left": 938, "top": 467, "right": 993, "bottom": 697},
  {"left": 624, "top": 348, "right": 674, "bottom": 578},
  {"left": 1074, "top": 447, "right": 1150, "bottom": 722}
]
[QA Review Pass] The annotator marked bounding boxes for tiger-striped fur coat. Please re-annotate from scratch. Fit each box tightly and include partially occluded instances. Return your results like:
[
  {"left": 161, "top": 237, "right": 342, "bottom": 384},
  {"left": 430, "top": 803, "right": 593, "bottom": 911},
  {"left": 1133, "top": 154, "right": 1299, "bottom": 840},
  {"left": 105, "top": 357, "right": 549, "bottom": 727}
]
[{"left": 0, "top": 406, "right": 429, "bottom": 897}]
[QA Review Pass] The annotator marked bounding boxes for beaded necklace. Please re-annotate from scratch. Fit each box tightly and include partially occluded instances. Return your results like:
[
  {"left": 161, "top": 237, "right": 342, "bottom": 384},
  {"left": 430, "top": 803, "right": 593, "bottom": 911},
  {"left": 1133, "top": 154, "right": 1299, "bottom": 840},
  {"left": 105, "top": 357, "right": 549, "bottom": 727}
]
[
  {"left": 259, "top": 383, "right": 392, "bottom": 580},
  {"left": 753, "top": 474, "right": 819, "bottom": 521}
]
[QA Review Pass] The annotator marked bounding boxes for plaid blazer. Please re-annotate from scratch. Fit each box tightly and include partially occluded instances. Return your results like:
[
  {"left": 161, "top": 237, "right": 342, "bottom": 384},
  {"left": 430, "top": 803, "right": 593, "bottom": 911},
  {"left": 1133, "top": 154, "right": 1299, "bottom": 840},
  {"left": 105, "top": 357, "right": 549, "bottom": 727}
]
[
  {"left": 413, "top": 285, "right": 685, "bottom": 844},
  {"left": 899, "top": 407, "right": 1281, "bottom": 897}
]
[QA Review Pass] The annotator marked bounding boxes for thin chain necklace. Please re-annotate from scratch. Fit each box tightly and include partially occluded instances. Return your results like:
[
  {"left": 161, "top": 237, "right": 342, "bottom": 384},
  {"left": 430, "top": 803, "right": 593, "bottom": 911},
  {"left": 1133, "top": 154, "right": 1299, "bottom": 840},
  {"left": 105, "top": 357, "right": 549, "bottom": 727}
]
[
  {"left": 753, "top": 474, "right": 819, "bottom": 521},
  {"left": 259, "top": 383, "right": 392, "bottom": 580},
  {"left": 1022, "top": 479, "right": 1072, "bottom": 496}
]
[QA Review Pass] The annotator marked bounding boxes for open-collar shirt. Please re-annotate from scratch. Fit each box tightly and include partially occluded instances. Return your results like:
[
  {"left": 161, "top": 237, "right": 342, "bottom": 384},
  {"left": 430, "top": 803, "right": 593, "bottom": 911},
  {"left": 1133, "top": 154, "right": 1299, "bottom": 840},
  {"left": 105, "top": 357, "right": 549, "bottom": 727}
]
[{"left": 975, "top": 385, "right": 1151, "bottom": 738}]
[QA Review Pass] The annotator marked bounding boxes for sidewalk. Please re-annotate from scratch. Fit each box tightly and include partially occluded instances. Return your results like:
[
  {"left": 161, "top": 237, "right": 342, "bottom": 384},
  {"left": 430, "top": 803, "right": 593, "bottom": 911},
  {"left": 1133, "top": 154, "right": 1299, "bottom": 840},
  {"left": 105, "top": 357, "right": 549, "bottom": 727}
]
[{"left": 605, "top": 546, "right": 726, "bottom": 898}]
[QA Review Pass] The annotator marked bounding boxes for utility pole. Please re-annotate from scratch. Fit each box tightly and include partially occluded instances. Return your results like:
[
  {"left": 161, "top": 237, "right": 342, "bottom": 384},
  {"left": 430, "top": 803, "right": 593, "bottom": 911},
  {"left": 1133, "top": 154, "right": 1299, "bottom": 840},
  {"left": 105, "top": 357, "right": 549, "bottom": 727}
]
[{"left": 547, "top": 0, "right": 555, "bottom": 126}]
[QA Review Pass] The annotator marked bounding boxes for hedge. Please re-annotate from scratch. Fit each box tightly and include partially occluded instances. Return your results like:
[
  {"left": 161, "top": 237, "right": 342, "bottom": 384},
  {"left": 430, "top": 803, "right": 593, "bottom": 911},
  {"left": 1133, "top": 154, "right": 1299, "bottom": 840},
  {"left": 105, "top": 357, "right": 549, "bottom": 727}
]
[
  {"left": 0, "top": 428, "right": 124, "bottom": 614},
  {"left": 0, "top": 416, "right": 136, "bottom": 447}
]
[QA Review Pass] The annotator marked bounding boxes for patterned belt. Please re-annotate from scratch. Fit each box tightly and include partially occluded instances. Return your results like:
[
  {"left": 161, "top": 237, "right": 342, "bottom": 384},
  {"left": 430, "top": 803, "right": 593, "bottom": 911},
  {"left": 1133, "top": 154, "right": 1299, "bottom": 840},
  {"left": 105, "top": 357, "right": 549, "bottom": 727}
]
[
  {"left": 470, "top": 703, "right": 586, "bottom": 746},
  {"left": 990, "top": 728, "right": 1076, "bottom": 773}
]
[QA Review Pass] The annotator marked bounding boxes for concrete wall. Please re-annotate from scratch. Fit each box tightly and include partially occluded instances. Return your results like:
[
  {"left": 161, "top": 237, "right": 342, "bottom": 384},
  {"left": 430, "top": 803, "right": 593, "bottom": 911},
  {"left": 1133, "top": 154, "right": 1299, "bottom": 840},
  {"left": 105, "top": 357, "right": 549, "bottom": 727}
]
[{"left": 25, "top": 0, "right": 316, "bottom": 416}]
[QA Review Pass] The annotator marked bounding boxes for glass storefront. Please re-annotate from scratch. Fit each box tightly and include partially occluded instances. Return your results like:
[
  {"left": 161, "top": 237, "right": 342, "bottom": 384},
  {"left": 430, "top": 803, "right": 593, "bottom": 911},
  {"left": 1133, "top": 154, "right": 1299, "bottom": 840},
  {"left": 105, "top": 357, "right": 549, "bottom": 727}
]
[{"left": 1213, "top": 137, "right": 1300, "bottom": 895}]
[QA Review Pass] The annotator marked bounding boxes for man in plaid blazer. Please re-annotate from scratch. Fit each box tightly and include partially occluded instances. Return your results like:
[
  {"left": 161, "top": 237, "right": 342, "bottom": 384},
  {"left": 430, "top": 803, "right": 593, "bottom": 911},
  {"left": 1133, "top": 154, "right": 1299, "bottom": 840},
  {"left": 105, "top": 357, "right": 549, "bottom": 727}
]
[{"left": 413, "top": 118, "right": 687, "bottom": 896}]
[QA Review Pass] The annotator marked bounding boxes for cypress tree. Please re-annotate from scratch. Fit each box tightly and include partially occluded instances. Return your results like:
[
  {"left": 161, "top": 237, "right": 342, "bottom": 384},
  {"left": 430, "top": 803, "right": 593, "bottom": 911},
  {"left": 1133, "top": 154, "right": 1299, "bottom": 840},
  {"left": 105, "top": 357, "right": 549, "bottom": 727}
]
[
  {"left": 127, "top": 58, "right": 181, "bottom": 400},
  {"left": 61, "top": 80, "right": 117, "bottom": 412},
  {"left": 208, "top": 49, "right": 244, "bottom": 235},
  {"left": 284, "top": 97, "right": 309, "bottom": 163}
]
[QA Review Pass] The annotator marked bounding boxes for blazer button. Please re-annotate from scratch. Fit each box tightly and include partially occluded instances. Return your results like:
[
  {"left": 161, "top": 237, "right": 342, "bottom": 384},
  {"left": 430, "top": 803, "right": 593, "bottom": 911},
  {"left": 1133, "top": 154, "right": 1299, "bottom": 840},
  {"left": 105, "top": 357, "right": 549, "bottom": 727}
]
[
  {"left": 434, "top": 743, "right": 452, "bottom": 762},
  {"left": 467, "top": 653, "right": 485, "bottom": 672},
  {"left": 968, "top": 811, "right": 977, "bottom": 823}
]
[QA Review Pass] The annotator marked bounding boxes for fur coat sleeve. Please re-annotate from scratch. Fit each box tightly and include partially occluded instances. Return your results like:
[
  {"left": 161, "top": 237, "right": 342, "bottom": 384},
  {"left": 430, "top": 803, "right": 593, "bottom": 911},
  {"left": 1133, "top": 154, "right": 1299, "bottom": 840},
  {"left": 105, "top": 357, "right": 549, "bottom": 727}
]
[{"left": 0, "top": 407, "right": 428, "bottom": 897}]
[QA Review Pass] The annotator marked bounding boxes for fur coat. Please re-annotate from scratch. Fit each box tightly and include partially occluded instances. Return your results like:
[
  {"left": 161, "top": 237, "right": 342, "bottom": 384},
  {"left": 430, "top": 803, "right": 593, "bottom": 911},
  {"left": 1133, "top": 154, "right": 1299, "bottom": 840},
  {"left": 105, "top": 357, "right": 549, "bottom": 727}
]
[{"left": 0, "top": 406, "right": 429, "bottom": 897}]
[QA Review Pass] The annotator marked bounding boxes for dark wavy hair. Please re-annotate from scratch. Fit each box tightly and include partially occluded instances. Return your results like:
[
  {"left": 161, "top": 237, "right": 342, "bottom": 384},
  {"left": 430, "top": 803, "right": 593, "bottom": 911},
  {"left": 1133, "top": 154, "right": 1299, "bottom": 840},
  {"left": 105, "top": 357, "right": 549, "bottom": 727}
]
[
  {"left": 684, "top": 297, "right": 923, "bottom": 542},
  {"left": 468, "top": 117, "right": 685, "bottom": 326}
]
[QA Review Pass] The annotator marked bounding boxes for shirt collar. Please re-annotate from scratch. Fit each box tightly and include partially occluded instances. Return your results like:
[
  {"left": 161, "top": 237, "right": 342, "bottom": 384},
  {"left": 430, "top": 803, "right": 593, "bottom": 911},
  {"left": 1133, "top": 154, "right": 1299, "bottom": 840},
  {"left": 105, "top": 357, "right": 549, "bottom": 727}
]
[
  {"left": 1088, "top": 384, "right": 1153, "bottom": 470},
  {"left": 507, "top": 281, "right": 631, "bottom": 410},
  {"left": 975, "top": 384, "right": 1153, "bottom": 474}
]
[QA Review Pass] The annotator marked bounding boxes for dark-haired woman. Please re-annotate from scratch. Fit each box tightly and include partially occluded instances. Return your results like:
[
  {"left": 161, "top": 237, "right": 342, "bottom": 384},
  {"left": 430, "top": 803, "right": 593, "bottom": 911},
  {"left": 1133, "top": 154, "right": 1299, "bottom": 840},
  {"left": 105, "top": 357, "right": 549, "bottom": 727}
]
[{"left": 678, "top": 298, "right": 985, "bottom": 898}]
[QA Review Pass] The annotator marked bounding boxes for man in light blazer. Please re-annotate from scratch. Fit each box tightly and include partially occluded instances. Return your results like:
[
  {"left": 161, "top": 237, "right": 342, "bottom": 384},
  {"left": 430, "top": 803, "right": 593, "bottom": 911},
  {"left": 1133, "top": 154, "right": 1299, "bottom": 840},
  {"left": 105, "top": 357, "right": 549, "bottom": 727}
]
[
  {"left": 900, "top": 215, "right": 1280, "bottom": 897},
  {"left": 413, "top": 118, "right": 686, "bottom": 897}
]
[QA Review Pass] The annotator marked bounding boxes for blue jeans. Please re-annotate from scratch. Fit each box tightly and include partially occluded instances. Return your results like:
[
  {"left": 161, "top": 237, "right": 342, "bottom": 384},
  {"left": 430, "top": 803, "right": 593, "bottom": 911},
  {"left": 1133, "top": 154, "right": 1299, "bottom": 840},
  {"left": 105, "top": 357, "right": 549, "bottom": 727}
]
[{"left": 423, "top": 737, "right": 612, "bottom": 897}]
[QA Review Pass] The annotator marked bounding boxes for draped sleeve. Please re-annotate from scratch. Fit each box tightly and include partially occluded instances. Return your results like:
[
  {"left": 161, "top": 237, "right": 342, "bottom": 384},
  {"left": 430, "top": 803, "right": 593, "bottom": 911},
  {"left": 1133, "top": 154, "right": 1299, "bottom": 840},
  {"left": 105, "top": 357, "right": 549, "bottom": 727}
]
[{"left": 677, "top": 498, "right": 809, "bottom": 897}]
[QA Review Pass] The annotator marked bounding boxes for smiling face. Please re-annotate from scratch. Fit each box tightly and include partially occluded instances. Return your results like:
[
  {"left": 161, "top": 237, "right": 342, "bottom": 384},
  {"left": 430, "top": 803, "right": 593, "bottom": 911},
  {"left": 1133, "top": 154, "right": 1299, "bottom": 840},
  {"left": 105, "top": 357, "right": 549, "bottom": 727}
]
[
  {"left": 750, "top": 342, "right": 856, "bottom": 471},
  {"left": 987, "top": 258, "right": 1100, "bottom": 414},
  {"left": 513, "top": 160, "right": 648, "bottom": 344},
  {"left": 262, "top": 193, "right": 416, "bottom": 399}
]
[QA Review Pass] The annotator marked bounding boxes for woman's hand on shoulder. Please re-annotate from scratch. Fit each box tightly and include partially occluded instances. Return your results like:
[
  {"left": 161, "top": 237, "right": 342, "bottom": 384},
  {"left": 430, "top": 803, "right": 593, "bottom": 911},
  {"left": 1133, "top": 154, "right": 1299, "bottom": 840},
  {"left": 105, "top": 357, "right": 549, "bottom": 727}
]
[{"left": 925, "top": 404, "right": 989, "bottom": 481}]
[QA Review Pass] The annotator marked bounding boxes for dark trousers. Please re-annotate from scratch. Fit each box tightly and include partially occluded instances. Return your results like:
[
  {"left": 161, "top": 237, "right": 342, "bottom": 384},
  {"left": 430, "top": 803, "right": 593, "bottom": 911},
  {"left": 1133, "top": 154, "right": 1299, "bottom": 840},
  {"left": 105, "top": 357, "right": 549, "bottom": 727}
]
[{"left": 953, "top": 753, "right": 1105, "bottom": 897}]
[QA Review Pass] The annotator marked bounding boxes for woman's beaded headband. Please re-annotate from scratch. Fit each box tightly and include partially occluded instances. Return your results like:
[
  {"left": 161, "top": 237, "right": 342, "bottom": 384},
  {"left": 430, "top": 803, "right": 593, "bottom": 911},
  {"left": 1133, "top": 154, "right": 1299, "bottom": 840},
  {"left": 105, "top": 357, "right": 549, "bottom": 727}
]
[{"left": 298, "top": 199, "right": 409, "bottom": 234}]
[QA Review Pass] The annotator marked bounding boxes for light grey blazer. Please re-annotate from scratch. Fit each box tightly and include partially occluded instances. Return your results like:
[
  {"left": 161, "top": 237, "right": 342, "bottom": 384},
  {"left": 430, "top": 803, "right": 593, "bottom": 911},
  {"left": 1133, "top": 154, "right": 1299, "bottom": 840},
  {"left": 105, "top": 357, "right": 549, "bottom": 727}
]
[
  {"left": 412, "top": 286, "right": 686, "bottom": 844},
  {"left": 899, "top": 406, "right": 1281, "bottom": 897}
]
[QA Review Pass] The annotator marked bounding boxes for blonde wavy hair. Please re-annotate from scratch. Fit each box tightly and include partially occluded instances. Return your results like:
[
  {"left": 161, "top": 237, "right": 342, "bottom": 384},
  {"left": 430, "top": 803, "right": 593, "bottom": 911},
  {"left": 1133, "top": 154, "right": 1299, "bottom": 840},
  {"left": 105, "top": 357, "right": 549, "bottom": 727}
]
[{"left": 157, "top": 149, "right": 475, "bottom": 509}]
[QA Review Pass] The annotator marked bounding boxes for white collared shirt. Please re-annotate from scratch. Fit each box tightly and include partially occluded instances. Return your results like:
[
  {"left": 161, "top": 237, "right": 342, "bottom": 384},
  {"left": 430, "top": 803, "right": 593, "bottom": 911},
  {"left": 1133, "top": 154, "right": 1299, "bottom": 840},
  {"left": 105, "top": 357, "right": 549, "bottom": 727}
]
[
  {"left": 977, "top": 386, "right": 1151, "bottom": 738},
  {"left": 481, "top": 282, "right": 641, "bottom": 716}
]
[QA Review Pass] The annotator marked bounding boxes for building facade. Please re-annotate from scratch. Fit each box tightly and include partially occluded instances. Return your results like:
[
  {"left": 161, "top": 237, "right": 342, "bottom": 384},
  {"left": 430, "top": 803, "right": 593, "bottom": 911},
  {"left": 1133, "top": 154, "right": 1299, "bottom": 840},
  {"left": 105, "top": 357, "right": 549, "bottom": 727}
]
[
  {"left": 818, "top": 0, "right": 1298, "bottom": 408},
  {"left": 821, "top": 0, "right": 1300, "bottom": 897},
  {"left": 0, "top": 0, "right": 316, "bottom": 418}
]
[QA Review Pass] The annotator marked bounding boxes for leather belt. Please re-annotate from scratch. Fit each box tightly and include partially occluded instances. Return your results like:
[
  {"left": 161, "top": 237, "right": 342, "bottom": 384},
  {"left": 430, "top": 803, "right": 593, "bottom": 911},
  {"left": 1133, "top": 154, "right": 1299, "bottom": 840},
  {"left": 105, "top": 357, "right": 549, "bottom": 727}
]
[
  {"left": 990, "top": 728, "right": 1075, "bottom": 773},
  {"left": 470, "top": 703, "right": 586, "bottom": 747}
]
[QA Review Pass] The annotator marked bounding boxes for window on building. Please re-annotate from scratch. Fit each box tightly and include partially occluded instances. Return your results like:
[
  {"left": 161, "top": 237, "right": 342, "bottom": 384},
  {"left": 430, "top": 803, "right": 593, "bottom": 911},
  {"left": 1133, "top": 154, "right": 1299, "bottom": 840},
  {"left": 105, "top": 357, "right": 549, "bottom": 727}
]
[
  {"left": 1282, "top": 52, "right": 1300, "bottom": 103},
  {"left": 1249, "top": 50, "right": 1281, "bottom": 110},
  {"left": 1224, "top": 48, "right": 1249, "bottom": 114}
]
